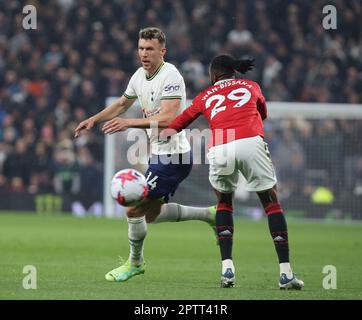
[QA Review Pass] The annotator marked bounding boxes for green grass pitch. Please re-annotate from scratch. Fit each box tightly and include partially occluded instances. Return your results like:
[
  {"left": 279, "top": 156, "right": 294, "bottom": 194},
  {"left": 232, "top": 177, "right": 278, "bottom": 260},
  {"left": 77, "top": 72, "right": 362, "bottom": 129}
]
[{"left": 0, "top": 212, "right": 361, "bottom": 300}]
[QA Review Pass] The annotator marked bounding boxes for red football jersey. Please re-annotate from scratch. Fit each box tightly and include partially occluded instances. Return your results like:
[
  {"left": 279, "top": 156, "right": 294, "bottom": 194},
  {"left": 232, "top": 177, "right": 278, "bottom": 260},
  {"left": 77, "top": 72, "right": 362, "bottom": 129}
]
[{"left": 167, "top": 78, "right": 267, "bottom": 147}]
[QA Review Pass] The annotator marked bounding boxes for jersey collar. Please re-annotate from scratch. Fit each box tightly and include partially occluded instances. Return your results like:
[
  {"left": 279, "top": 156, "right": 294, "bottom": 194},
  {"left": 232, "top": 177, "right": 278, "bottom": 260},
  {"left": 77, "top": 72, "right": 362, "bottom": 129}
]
[{"left": 146, "top": 61, "right": 165, "bottom": 81}]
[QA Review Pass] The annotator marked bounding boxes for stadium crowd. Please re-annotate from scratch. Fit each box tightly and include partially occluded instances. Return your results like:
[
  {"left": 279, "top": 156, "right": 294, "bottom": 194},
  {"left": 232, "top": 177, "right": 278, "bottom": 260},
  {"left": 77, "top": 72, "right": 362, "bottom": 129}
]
[{"left": 0, "top": 0, "right": 361, "bottom": 216}]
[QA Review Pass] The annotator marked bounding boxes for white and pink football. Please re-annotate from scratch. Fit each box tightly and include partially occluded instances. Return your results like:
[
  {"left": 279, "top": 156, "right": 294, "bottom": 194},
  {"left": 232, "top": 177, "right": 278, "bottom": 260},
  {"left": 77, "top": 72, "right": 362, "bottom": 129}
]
[{"left": 110, "top": 169, "right": 148, "bottom": 207}]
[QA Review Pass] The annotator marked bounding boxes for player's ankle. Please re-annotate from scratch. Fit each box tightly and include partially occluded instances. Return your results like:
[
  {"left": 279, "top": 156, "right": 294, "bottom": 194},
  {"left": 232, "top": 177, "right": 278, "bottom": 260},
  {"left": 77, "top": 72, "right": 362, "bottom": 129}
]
[
  {"left": 222, "top": 259, "right": 235, "bottom": 273},
  {"left": 130, "top": 258, "right": 143, "bottom": 267},
  {"left": 279, "top": 262, "right": 293, "bottom": 278}
]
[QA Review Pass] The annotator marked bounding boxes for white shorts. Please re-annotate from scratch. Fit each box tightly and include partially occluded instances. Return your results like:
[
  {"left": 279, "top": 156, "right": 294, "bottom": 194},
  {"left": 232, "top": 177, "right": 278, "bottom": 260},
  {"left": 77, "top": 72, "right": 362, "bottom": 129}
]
[{"left": 207, "top": 136, "right": 277, "bottom": 193}]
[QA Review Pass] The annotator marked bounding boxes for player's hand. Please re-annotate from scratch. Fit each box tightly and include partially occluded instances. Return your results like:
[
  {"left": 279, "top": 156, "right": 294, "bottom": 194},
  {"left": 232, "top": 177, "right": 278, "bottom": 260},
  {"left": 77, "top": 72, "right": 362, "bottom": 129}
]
[
  {"left": 102, "top": 118, "right": 129, "bottom": 134},
  {"left": 74, "top": 117, "right": 95, "bottom": 138}
]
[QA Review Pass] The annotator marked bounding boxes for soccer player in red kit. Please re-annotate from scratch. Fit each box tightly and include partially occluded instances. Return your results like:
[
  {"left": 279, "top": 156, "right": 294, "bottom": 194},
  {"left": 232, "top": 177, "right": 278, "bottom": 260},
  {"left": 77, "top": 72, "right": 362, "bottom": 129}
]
[{"left": 161, "top": 54, "right": 304, "bottom": 289}]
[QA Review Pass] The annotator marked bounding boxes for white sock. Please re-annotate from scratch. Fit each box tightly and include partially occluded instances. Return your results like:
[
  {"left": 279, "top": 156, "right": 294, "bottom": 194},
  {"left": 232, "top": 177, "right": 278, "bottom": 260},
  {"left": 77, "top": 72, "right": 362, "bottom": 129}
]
[
  {"left": 280, "top": 262, "right": 293, "bottom": 278},
  {"left": 127, "top": 216, "right": 147, "bottom": 266},
  {"left": 222, "top": 259, "right": 235, "bottom": 274},
  {"left": 153, "top": 203, "right": 213, "bottom": 223}
]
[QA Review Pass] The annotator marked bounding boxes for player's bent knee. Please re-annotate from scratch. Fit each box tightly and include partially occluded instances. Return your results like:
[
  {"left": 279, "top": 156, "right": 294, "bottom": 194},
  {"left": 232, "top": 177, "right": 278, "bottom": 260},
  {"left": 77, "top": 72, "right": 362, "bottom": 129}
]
[
  {"left": 145, "top": 213, "right": 157, "bottom": 223},
  {"left": 127, "top": 198, "right": 163, "bottom": 221},
  {"left": 126, "top": 206, "right": 145, "bottom": 218},
  {"left": 144, "top": 200, "right": 163, "bottom": 223}
]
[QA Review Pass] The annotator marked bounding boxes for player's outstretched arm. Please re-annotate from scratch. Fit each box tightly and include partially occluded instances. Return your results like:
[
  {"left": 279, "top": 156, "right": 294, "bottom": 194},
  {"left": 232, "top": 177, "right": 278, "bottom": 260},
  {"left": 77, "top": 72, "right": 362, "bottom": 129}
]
[
  {"left": 102, "top": 99, "right": 181, "bottom": 134},
  {"left": 159, "top": 102, "right": 202, "bottom": 140},
  {"left": 74, "top": 95, "right": 135, "bottom": 138}
]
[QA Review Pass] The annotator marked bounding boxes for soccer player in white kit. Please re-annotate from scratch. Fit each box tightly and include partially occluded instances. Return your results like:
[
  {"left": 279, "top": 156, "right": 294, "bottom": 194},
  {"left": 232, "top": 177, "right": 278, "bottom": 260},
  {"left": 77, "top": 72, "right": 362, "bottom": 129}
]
[{"left": 74, "top": 27, "right": 216, "bottom": 282}]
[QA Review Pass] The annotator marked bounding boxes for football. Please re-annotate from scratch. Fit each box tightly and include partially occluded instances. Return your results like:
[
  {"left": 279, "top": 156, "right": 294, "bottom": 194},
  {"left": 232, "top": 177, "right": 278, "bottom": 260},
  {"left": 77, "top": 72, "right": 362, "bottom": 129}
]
[{"left": 110, "top": 169, "right": 149, "bottom": 206}]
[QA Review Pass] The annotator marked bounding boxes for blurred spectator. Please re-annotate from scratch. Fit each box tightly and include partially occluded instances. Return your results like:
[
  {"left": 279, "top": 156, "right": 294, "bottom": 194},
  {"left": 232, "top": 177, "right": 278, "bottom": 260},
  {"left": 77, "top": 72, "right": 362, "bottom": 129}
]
[
  {"left": 53, "top": 148, "right": 79, "bottom": 194},
  {"left": 77, "top": 146, "right": 103, "bottom": 198},
  {"left": 272, "top": 131, "right": 304, "bottom": 197},
  {"left": 71, "top": 146, "right": 103, "bottom": 217},
  {"left": 30, "top": 142, "right": 54, "bottom": 193},
  {"left": 314, "top": 120, "right": 343, "bottom": 190},
  {"left": 181, "top": 55, "right": 208, "bottom": 96},
  {"left": 262, "top": 56, "right": 283, "bottom": 88},
  {"left": 227, "top": 21, "right": 253, "bottom": 49},
  {"left": 6, "top": 177, "right": 26, "bottom": 193},
  {"left": 2, "top": 138, "right": 31, "bottom": 185}
]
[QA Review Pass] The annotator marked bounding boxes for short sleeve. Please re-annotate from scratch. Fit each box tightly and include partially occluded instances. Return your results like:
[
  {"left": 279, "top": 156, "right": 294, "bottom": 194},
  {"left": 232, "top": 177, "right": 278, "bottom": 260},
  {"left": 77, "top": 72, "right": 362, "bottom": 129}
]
[
  {"left": 123, "top": 73, "right": 138, "bottom": 99},
  {"left": 160, "top": 72, "right": 184, "bottom": 100}
]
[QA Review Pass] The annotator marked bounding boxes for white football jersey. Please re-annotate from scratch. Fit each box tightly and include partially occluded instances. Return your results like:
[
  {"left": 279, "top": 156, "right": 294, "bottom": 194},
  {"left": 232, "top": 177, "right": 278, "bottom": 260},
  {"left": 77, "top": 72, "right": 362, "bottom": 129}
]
[{"left": 124, "top": 61, "right": 191, "bottom": 155}]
